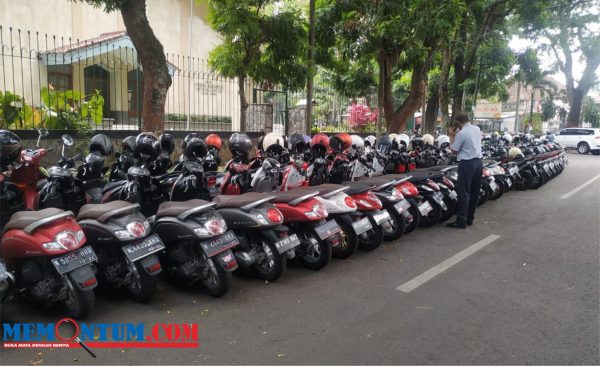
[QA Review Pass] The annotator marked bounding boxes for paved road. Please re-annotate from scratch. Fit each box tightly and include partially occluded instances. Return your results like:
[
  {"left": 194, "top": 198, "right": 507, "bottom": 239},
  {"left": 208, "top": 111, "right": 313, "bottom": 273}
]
[{"left": 1, "top": 153, "right": 599, "bottom": 365}]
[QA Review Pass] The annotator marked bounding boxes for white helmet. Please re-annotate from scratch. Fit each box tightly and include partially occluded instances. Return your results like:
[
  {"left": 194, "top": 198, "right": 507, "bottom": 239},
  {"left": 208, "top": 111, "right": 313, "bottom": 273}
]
[
  {"left": 436, "top": 134, "right": 450, "bottom": 147},
  {"left": 503, "top": 132, "right": 513, "bottom": 143},
  {"left": 349, "top": 135, "right": 365, "bottom": 155},
  {"left": 398, "top": 134, "right": 410, "bottom": 147},
  {"left": 422, "top": 134, "right": 435, "bottom": 146},
  {"left": 263, "top": 132, "right": 284, "bottom": 151},
  {"left": 364, "top": 135, "right": 377, "bottom": 148},
  {"left": 509, "top": 147, "right": 523, "bottom": 158}
]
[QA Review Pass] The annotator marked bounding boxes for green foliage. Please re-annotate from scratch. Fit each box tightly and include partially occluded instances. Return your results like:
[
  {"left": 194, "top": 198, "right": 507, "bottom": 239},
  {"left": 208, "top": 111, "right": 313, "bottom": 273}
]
[
  {"left": 41, "top": 87, "right": 104, "bottom": 135},
  {"left": 0, "top": 91, "right": 32, "bottom": 129},
  {"left": 583, "top": 97, "right": 600, "bottom": 128},
  {"left": 541, "top": 98, "right": 557, "bottom": 122},
  {"left": 164, "top": 113, "right": 232, "bottom": 124},
  {"left": 522, "top": 112, "right": 543, "bottom": 134},
  {"left": 208, "top": 0, "right": 307, "bottom": 91}
]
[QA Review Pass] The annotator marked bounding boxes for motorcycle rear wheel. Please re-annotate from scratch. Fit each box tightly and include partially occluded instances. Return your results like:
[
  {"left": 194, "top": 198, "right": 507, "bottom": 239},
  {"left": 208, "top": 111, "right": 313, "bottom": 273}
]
[
  {"left": 438, "top": 197, "right": 456, "bottom": 223},
  {"left": 360, "top": 218, "right": 384, "bottom": 250},
  {"left": 62, "top": 278, "right": 95, "bottom": 319},
  {"left": 404, "top": 205, "right": 421, "bottom": 233},
  {"left": 299, "top": 227, "right": 332, "bottom": 270},
  {"left": 419, "top": 199, "right": 442, "bottom": 228},
  {"left": 125, "top": 262, "right": 158, "bottom": 303},
  {"left": 383, "top": 208, "right": 406, "bottom": 241},
  {"left": 200, "top": 258, "right": 230, "bottom": 298},
  {"left": 253, "top": 238, "right": 286, "bottom": 282},
  {"left": 333, "top": 218, "right": 359, "bottom": 259}
]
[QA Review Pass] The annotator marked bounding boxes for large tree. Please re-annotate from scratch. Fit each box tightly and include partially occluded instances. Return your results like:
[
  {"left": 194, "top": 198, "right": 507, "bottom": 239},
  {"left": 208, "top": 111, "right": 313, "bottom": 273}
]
[
  {"left": 316, "top": 0, "right": 464, "bottom": 133},
  {"left": 518, "top": 0, "right": 600, "bottom": 127},
  {"left": 83, "top": 0, "right": 172, "bottom": 133},
  {"left": 208, "top": 0, "right": 307, "bottom": 132}
]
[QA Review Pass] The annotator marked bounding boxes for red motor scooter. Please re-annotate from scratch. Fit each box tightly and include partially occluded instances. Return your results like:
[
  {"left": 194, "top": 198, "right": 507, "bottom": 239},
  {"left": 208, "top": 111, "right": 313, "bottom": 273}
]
[
  {"left": 270, "top": 190, "right": 341, "bottom": 270},
  {"left": 10, "top": 128, "right": 51, "bottom": 210},
  {"left": 1, "top": 207, "right": 98, "bottom": 318}
]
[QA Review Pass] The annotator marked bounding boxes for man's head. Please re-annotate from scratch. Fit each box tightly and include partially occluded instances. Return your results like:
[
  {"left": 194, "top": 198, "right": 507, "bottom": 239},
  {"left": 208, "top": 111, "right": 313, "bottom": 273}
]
[{"left": 454, "top": 111, "right": 470, "bottom": 128}]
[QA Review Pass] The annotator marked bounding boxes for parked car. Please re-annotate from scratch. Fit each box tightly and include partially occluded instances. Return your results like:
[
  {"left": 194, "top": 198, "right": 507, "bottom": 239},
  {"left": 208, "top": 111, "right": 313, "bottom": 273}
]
[{"left": 553, "top": 128, "right": 600, "bottom": 155}]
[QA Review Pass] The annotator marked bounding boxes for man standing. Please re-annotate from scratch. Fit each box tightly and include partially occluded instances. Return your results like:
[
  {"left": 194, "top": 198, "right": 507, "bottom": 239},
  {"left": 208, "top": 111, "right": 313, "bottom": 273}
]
[{"left": 446, "top": 112, "right": 483, "bottom": 229}]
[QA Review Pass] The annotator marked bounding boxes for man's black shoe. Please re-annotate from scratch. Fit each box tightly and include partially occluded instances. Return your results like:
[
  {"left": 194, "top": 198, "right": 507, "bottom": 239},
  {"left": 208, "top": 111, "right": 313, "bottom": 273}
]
[
  {"left": 467, "top": 220, "right": 473, "bottom": 226},
  {"left": 446, "top": 221, "right": 467, "bottom": 229}
]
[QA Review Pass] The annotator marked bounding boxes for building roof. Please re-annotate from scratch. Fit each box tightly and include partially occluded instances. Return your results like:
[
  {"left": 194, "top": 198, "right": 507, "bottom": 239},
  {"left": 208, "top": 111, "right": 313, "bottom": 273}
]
[{"left": 45, "top": 31, "right": 127, "bottom": 54}]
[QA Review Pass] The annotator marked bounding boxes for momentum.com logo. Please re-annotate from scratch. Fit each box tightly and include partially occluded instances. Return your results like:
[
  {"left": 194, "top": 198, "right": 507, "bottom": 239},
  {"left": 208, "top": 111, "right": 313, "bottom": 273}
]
[{"left": 2, "top": 319, "right": 199, "bottom": 351}]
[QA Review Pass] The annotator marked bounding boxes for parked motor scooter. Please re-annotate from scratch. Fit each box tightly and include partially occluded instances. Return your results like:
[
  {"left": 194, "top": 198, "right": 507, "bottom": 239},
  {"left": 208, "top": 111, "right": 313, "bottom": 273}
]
[
  {"left": 151, "top": 199, "right": 239, "bottom": 297},
  {"left": 213, "top": 192, "right": 300, "bottom": 281},
  {"left": 1, "top": 208, "right": 98, "bottom": 318},
  {"left": 77, "top": 201, "right": 164, "bottom": 302}
]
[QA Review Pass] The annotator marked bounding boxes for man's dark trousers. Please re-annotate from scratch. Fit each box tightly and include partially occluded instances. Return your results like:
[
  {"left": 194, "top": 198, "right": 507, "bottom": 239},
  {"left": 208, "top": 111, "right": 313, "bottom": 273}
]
[{"left": 456, "top": 158, "right": 483, "bottom": 223}]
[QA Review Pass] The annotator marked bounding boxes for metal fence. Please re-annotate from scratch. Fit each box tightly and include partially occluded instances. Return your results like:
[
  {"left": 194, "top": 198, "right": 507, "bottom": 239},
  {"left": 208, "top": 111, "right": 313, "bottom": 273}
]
[{"left": 0, "top": 26, "right": 377, "bottom": 135}]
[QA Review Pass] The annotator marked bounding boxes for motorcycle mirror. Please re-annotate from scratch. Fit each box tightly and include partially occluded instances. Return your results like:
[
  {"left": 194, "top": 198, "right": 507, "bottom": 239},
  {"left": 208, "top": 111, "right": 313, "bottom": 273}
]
[
  {"left": 37, "top": 128, "right": 49, "bottom": 147},
  {"left": 61, "top": 134, "right": 74, "bottom": 147}
]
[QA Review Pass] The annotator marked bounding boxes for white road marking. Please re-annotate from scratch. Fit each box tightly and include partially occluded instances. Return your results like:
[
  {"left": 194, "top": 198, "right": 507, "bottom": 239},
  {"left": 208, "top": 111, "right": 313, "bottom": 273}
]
[
  {"left": 396, "top": 234, "right": 501, "bottom": 293},
  {"left": 560, "top": 174, "right": 600, "bottom": 199}
]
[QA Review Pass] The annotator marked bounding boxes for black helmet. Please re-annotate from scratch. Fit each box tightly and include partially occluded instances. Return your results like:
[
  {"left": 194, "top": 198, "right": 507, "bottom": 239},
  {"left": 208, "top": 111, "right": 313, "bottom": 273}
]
[
  {"left": 257, "top": 135, "right": 265, "bottom": 151},
  {"left": 183, "top": 133, "right": 203, "bottom": 151},
  {"left": 376, "top": 136, "right": 392, "bottom": 154},
  {"left": 0, "top": 130, "right": 22, "bottom": 168},
  {"left": 134, "top": 132, "right": 158, "bottom": 160},
  {"left": 411, "top": 136, "right": 424, "bottom": 149},
  {"left": 184, "top": 136, "right": 207, "bottom": 159},
  {"left": 157, "top": 133, "right": 175, "bottom": 155},
  {"left": 89, "top": 134, "right": 114, "bottom": 156},
  {"left": 288, "top": 134, "right": 306, "bottom": 154},
  {"left": 122, "top": 136, "right": 137, "bottom": 154},
  {"left": 229, "top": 133, "right": 252, "bottom": 155},
  {"left": 329, "top": 135, "right": 344, "bottom": 153}
]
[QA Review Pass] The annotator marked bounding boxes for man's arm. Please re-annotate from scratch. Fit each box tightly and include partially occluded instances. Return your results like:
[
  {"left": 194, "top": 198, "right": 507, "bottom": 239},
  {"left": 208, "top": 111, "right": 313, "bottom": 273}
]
[{"left": 449, "top": 127, "right": 463, "bottom": 154}]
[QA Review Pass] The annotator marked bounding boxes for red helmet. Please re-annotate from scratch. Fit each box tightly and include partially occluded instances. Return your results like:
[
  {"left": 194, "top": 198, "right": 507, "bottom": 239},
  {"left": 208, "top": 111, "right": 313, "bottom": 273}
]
[
  {"left": 335, "top": 133, "right": 352, "bottom": 150},
  {"left": 311, "top": 133, "right": 329, "bottom": 149},
  {"left": 206, "top": 134, "right": 222, "bottom": 150}
]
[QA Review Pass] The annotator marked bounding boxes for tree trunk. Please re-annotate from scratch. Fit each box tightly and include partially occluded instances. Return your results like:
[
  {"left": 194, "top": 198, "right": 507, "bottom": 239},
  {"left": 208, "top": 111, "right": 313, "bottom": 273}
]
[
  {"left": 238, "top": 74, "right": 248, "bottom": 132},
  {"left": 528, "top": 88, "right": 535, "bottom": 130},
  {"left": 566, "top": 88, "right": 584, "bottom": 128},
  {"left": 438, "top": 45, "right": 452, "bottom": 127},
  {"left": 120, "top": 0, "right": 172, "bottom": 134},
  {"left": 423, "top": 88, "right": 439, "bottom": 135},
  {"left": 387, "top": 62, "right": 428, "bottom": 133},
  {"left": 305, "top": 0, "right": 316, "bottom": 135}
]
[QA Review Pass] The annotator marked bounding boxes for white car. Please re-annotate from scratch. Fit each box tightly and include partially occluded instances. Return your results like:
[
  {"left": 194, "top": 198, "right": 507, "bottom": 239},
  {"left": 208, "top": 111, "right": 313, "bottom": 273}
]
[{"left": 553, "top": 128, "right": 600, "bottom": 155}]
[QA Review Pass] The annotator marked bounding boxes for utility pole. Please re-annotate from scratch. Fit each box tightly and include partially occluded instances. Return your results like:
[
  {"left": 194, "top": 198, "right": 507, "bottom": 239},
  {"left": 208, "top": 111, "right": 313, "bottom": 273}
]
[{"left": 305, "top": 0, "right": 316, "bottom": 135}]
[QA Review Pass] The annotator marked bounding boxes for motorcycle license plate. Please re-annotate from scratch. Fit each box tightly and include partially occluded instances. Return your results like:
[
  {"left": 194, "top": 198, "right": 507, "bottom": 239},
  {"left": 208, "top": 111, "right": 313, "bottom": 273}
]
[
  {"left": 122, "top": 234, "right": 165, "bottom": 262},
  {"left": 394, "top": 200, "right": 411, "bottom": 214},
  {"left": 489, "top": 181, "right": 499, "bottom": 192},
  {"left": 199, "top": 230, "right": 240, "bottom": 258},
  {"left": 274, "top": 233, "right": 301, "bottom": 254},
  {"left": 209, "top": 187, "right": 220, "bottom": 196},
  {"left": 352, "top": 217, "right": 373, "bottom": 235},
  {"left": 51, "top": 246, "right": 98, "bottom": 275},
  {"left": 372, "top": 210, "right": 391, "bottom": 225},
  {"left": 418, "top": 201, "right": 433, "bottom": 216},
  {"left": 314, "top": 219, "right": 342, "bottom": 241},
  {"left": 448, "top": 190, "right": 458, "bottom": 200},
  {"left": 432, "top": 191, "right": 445, "bottom": 204}
]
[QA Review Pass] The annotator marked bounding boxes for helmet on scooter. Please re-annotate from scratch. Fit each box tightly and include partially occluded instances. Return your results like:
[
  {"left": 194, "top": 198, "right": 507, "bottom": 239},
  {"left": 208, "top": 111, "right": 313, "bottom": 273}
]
[
  {"left": 411, "top": 135, "right": 424, "bottom": 150},
  {"left": 388, "top": 134, "right": 400, "bottom": 149},
  {"left": 364, "top": 135, "right": 377, "bottom": 148},
  {"left": 376, "top": 135, "right": 392, "bottom": 154},
  {"left": 0, "top": 130, "right": 22, "bottom": 167},
  {"left": 157, "top": 133, "right": 175, "bottom": 155},
  {"left": 422, "top": 134, "right": 435, "bottom": 146},
  {"left": 288, "top": 134, "right": 307, "bottom": 154},
  {"left": 135, "top": 132, "right": 158, "bottom": 160},
  {"left": 311, "top": 133, "right": 330, "bottom": 153},
  {"left": 503, "top": 133, "right": 513, "bottom": 144},
  {"left": 205, "top": 134, "right": 222, "bottom": 150},
  {"left": 229, "top": 133, "right": 252, "bottom": 156},
  {"left": 263, "top": 132, "right": 285, "bottom": 156},
  {"left": 436, "top": 134, "right": 450, "bottom": 149},
  {"left": 182, "top": 133, "right": 203, "bottom": 151},
  {"left": 329, "top": 135, "right": 345, "bottom": 153},
  {"left": 122, "top": 136, "right": 137, "bottom": 154},
  {"left": 497, "top": 146, "right": 508, "bottom": 157},
  {"left": 257, "top": 135, "right": 265, "bottom": 151},
  {"left": 397, "top": 134, "right": 410, "bottom": 148},
  {"left": 335, "top": 133, "right": 352, "bottom": 150},
  {"left": 509, "top": 147, "right": 523, "bottom": 158},
  {"left": 184, "top": 135, "right": 208, "bottom": 159},
  {"left": 348, "top": 135, "right": 365, "bottom": 155},
  {"left": 302, "top": 134, "right": 311, "bottom": 145},
  {"left": 89, "top": 133, "right": 113, "bottom": 157}
]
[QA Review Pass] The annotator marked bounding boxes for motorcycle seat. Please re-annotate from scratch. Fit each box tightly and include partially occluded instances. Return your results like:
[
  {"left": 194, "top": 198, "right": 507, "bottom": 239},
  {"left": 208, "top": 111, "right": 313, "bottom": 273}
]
[
  {"left": 102, "top": 180, "right": 125, "bottom": 194},
  {"left": 4, "top": 207, "right": 66, "bottom": 232},
  {"left": 270, "top": 189, "right": 320, "bottom": 205},
  {"left": 156, "top": 199, "right": 213, "bottom": 219},
  {"left": 295, "top": 183, "right": 346, "bottom": 196},
  {"left": 213, "top": 192, "right": 273, "bottom": 209},
  {"left": 78, "top": 200, "right": 139, "bottom": 222},
  {"left": 344, "top": 182, "right": 375, "bottom": 195}
]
